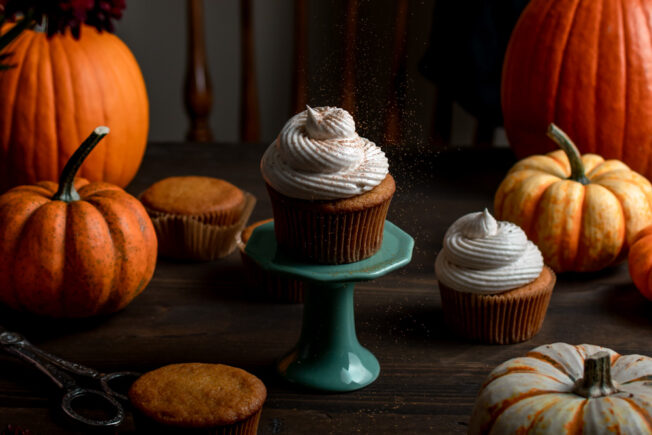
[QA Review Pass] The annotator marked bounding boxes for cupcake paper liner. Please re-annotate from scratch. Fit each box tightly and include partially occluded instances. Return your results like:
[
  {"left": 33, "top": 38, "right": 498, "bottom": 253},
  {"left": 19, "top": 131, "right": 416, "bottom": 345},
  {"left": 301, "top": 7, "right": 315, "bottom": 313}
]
[
  {"left": 266, "top": 184, "right": 392, "bottom": 264},
  {"left": 237, "top": 235, "right": 304, "bottom": 303},
  {"left": 438, "top": 266, "right": 555, "bottom": 344},
  {"left": 145, "top": 193, "right": 256, "bottom": 261},
  {"left": 218, "top": 409, "right": 262, "bottom": 435},
  {"left": 132, "top": 408, "right": 262, "bottom": 435}
]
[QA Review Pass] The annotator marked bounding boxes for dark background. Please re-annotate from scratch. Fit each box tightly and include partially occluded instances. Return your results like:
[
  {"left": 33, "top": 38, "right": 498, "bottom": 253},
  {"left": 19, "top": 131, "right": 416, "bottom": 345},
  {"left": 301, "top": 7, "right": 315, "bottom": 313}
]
[{"left": 113, "top": 0, "right": 512, "bottom": 147}]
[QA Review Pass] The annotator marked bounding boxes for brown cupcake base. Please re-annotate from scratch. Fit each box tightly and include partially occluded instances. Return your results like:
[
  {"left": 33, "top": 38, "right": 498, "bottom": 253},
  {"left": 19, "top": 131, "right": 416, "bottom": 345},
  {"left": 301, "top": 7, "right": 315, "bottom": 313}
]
[
  {"left": 145, "top": 193, "right": 256, "bottom": 261},
  {"left": 266, "top": 174, "right": 395, "bottom": 264},
  {"left": 438, "top": 266, "right": 555, "bottom": 344},
  {"left": 132, "top": 408, "right": 262, "bottom": 435},
  {"left": 239, "top": 250, "right": 304, "bottom": 303}
]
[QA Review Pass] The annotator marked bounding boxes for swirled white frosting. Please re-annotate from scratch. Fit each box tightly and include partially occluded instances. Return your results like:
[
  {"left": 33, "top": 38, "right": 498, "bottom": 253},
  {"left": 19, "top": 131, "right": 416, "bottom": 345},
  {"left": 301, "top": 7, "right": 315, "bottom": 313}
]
[
  {"left": 435, "top": 210, "right": 543, "bottom": 294},
  {"left": 261, "top": 106, "right": 389, "bottom": 200}
]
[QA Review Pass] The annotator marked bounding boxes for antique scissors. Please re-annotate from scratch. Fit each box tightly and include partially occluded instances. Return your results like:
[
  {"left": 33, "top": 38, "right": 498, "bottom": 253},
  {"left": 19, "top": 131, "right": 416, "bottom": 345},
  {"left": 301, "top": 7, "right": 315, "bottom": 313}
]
[{"left": 0, "top": 327, "right": 140, "bottom": 427}]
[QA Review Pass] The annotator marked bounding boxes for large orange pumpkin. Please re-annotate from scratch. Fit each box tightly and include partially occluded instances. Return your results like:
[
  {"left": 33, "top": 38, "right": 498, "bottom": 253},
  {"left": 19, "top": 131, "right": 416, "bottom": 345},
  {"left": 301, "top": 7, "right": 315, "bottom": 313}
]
[
  {"left": 502, "top": 0, "right": 652, "bottom": 179},
  {"left": 0, "top": 24, "right": 149, "bottom": 191},
  {"left": 0, "top": 127, "right": 157, "bottom": 317},
  {"left": 495, "top": 124, "right": 652, "bottom": 273}
]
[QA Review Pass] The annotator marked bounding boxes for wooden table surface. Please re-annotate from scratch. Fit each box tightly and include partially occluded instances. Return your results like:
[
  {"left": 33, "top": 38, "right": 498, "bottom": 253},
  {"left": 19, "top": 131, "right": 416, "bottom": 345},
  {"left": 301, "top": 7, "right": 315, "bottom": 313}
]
[{"left": 0, "top": 142, "right": 647, "bottom": 434}]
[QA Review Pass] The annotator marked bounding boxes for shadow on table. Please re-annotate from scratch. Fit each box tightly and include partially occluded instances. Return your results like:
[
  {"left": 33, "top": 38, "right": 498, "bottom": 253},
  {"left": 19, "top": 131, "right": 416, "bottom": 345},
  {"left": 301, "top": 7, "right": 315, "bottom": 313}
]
[
  {"left": 0, "top": 305, "right": 110, "bottom": 341},
  {"left": 362, "top": 299, "right": 462, "bottom": 346},
  {"left": 600, "top": 282, "right": 652, "bottom": 327}
]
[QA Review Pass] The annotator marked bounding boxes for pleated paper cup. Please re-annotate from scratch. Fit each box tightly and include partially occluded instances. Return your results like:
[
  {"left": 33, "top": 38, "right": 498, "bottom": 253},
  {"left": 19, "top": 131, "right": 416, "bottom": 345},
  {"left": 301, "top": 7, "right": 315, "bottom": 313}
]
[
  {"left": 132, "top": 397, "right": 262, "bottom": 435},
  {"left": 145, "top": 193, "right": 256, "bottom": 261},
  {"left": 265, "top": 174, "right": 395, "bottom": 264},
  {"left": 237, "top": 231, "right": 304, "bottom": 303},
  {"left": 438, "top": 266, "right": 555, "bottom": 345}
]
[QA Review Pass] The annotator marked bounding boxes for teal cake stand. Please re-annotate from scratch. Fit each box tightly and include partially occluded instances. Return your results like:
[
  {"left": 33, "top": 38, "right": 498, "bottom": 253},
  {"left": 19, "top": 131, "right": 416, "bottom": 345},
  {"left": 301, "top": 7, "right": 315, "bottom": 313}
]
[{"left": 245, "top": 221, "right": 414, "bottom": 392}]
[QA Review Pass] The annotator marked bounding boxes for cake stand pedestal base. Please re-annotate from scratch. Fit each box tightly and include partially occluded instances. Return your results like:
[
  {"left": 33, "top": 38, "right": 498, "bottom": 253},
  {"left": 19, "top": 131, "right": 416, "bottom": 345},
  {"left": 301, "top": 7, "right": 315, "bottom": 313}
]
[
  {"left": 277, "top": 282, "right": 379, "bottom": 392},
  {"left": 245, "top": 221, "right": 413, "bottom": 392}
]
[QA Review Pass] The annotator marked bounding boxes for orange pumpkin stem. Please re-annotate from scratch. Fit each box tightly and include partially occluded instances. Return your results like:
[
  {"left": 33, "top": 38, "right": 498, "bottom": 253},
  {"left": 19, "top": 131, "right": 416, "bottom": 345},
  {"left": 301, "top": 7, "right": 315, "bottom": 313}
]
[
  {"left": 53, "top": 126, "right": 110, "bottom": 203},
  {"left": 546, "top": 123, "right": 590, "bottom": 185},
  {"left": 573, "top": 351, "right": 619, "bottom": 398}
]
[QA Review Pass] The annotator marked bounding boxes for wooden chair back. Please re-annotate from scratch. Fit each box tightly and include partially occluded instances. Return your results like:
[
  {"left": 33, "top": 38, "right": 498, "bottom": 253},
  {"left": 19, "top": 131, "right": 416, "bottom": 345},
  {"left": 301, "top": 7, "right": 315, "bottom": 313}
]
[{"left": 184, "top": 0, "right": 487, "bottom": 147}]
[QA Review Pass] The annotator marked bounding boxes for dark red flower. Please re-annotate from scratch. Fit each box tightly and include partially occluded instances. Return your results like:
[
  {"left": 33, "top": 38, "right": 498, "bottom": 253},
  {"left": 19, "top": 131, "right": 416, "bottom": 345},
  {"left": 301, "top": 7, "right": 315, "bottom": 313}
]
[
  {"left": 85, "top": 0, "right": 126, "bottom": 33},
  {"left": 2, "top": 0, "right": 126, "bottom": 38}
]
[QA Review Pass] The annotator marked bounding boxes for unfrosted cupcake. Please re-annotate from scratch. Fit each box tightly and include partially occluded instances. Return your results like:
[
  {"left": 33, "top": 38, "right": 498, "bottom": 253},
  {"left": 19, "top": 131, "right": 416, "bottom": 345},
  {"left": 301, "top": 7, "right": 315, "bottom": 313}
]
[
  {"left": 261, "top": 106, "right": 394, "bottom": 264},
  {"left": 140, "top": 176, "right": 256, "bottom": 261},
  {"left": 129, "top": 363, "right": 266, "bottom": 434},
  {"left": 435, "top": 209, "right": 555, "bottom": 344},
  {"left": 237, "top": 218, "right": 304, "bottom": 303}
]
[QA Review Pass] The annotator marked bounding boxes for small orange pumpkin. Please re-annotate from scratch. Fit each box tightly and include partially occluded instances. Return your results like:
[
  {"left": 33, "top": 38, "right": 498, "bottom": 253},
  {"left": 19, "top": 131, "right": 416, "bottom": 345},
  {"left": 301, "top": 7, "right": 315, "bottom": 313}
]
[
  {"left": 628, "top": 225, "right": 652, "bottom": 301},
  {"left": 0, "top": 127, "right": 157, "bottom": 317},
  {"left": 495, "top": 124, "right": 652, "bottom": 272}
]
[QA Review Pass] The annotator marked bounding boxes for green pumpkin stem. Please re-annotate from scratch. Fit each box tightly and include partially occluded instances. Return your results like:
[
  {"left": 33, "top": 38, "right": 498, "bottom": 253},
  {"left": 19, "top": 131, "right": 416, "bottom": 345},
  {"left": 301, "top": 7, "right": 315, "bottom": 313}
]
[
  {"left": 546, "top": 123, "right": 590, "bottom": 185},
  {"left": 53, "top": 126, "right": 110, "bottom": 203},
  {"left": 573, "top": 351, "right": 619, "bottom": 398},
  {"left": 0, "top": 10, "right": 35, "bottom": 53}
]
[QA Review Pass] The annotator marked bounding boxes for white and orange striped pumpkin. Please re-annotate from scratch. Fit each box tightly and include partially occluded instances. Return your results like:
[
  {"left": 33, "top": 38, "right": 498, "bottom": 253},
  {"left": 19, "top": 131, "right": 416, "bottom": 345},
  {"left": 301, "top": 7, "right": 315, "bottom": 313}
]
[
  {"left": 495, "top": 124, "right": 652, "bottom": 272},
  {"left": 470, "top": 343, "right": 652, "bottom": 434}
]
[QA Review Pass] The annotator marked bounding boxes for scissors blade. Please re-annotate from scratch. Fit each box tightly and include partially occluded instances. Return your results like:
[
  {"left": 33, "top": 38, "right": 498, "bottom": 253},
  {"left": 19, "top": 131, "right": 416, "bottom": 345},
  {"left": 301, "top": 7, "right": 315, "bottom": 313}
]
[{"left": 0, "top": 332, "right": 77, "bottom": 390}]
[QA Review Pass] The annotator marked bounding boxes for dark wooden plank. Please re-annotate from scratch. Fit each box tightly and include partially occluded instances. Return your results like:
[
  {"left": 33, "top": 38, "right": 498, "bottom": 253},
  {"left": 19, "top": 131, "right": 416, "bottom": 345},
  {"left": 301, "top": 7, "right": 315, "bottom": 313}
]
[
  {"left": 0, "top": 143, "right": 649, "bottom": 434},
  {"left": 340, "top": 0, "right": 359, "bottom": 117},
  {"left": 291, "top": 0, "right": 309, "bottom": 115},
  {"left": 383, "top": 0, "right": 409, "bottom": 146}
]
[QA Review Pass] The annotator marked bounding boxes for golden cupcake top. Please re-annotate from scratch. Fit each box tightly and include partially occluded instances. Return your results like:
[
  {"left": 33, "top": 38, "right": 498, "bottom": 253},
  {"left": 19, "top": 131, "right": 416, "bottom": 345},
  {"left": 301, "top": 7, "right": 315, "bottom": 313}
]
[
  {"left": 129, "top": 363, "right": 267, "bottom": 428},
  {"left": 140, "top": 176, "right": 244, "bottom": 216}
]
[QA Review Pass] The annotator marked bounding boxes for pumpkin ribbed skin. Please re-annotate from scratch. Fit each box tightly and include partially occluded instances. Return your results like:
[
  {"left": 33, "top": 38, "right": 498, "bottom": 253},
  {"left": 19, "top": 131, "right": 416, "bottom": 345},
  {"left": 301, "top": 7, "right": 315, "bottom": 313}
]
[
  {"left": 0, "top": 179, "right": 157, "bottom": 317},
  {"left": 628, "top": 225, "right": 652, "bottom": 301},
  {"left": 502, "top": 0, "right": 652, "bottom": 179},
  {"left": 0, "top": 25, "right": 149, "bottom": 191},
  {"left": 469, "top": 343, "right": 652, "bottom": 434},
  {"left": 495, "top": 149, "right": 652, "bottom": 272}
]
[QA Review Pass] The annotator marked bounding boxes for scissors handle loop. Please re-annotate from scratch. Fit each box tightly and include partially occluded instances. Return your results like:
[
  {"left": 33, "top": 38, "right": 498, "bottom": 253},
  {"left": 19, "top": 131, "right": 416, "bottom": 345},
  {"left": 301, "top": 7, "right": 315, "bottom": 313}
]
[{"left": 61, "top": 388, "right": 125, "bottom": 427}]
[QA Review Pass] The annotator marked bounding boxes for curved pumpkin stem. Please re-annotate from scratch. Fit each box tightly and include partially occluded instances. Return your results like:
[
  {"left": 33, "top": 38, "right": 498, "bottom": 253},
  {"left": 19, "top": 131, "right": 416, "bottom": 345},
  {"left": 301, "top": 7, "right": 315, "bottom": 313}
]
[
  {"left": 546, "top": 123, "right": 590, "bottom": 185},
  {"left": 573, "top": 351, "right": 619, "bottom": 398},
  {"left": 53, "top": 126, "right": 110, "bottom": 203}
]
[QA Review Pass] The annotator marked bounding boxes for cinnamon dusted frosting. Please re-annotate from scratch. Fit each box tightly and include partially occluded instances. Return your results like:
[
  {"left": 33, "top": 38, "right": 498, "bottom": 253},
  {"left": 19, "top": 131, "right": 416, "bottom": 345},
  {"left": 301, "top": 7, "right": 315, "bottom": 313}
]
[
  {"left": 261, "top": 106, "right": 389, "bottom": 200},
  {"left": 435, "top": 210, "right": 543, "bottom": 294}
]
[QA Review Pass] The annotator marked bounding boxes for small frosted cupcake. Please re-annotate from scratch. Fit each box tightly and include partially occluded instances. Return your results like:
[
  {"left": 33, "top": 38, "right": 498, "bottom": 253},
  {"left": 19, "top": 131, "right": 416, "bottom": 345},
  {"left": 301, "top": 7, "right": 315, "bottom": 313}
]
[
  {"left": 261, "top": 106, "right": 394, "bottom": 264},
  {"left": 435, "top": 209, "right": 555, "bottom": 344},
  {"left": 129, "top": 363, "right": 266, "bottom": 434},
  {"left": 237, "top": 218, "right": 304, "bottom": 303},
  {"left": 140, "top": 176, "right": 256, "bottom": 261}
]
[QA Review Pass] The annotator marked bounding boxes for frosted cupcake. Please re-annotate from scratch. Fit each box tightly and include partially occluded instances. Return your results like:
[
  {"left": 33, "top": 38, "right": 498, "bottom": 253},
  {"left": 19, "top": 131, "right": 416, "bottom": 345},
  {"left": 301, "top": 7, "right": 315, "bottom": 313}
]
[
  {"left": 261, "top": 106, "right": 395, "bottom": 264},
  {"left": 435, "top": 209, "right": 555, "bottom": 344}
]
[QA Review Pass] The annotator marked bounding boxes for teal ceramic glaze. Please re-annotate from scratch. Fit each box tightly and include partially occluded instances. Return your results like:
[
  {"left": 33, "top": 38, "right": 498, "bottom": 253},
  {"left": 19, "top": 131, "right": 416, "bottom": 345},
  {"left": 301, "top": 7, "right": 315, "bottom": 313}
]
[{"left": 245, "top": 221, "right": 414, "bottom": 392}]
